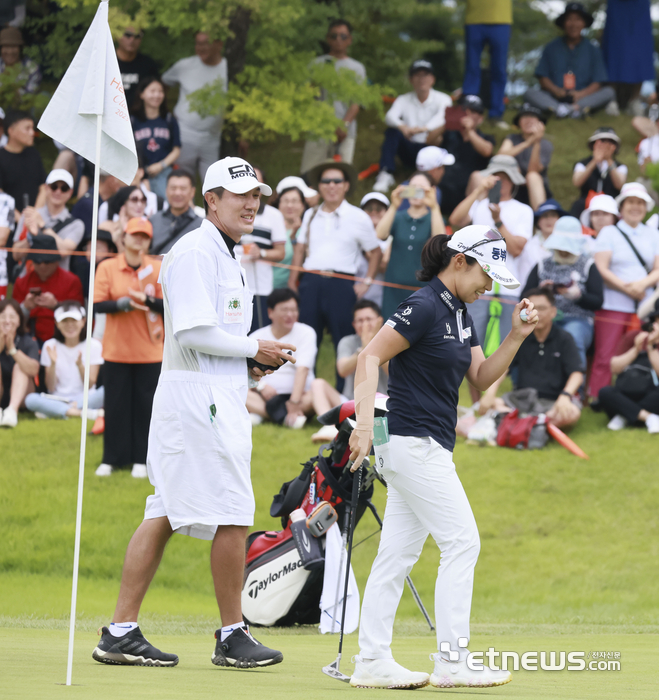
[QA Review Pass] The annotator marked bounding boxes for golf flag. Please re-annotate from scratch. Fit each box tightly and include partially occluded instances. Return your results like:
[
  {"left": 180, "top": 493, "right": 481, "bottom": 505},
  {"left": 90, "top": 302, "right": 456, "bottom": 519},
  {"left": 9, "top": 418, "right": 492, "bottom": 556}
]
[{"left": 37, "top": 0, "right": 137, "bottom": 185}]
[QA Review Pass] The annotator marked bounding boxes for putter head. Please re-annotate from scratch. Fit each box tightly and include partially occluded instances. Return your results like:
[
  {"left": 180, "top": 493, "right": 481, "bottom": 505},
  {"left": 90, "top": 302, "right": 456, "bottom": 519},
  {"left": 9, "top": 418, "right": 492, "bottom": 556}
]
[{"left": 322, "top": 659, "right": 351, "bottom": 683}]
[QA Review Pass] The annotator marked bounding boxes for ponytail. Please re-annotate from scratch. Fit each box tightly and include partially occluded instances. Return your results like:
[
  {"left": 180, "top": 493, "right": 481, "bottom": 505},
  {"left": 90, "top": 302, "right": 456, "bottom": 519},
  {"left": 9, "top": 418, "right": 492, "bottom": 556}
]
[{"left": 416, "top": 235, "right": 478, "bottom": 282}]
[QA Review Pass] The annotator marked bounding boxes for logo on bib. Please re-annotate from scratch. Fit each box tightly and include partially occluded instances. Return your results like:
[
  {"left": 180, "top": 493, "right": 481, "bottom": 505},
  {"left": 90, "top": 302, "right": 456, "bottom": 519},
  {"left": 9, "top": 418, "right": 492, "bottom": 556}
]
[{"left": 228, "top": 297, "right": 242, "bottom": 310}]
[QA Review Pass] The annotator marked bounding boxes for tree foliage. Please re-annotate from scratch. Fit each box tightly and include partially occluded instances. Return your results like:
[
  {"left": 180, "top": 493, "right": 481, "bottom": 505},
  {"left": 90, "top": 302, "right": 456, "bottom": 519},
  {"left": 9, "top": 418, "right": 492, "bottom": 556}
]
[{"left": 26, "top": 0, "right": 462, "bottom": 143}]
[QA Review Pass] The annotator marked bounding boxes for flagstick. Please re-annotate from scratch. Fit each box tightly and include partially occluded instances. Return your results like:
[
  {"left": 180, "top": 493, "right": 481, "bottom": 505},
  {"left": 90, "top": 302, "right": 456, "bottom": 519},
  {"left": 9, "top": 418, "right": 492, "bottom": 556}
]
[{"left": 66, "top": 113, "right": 103, "bottom": 687}]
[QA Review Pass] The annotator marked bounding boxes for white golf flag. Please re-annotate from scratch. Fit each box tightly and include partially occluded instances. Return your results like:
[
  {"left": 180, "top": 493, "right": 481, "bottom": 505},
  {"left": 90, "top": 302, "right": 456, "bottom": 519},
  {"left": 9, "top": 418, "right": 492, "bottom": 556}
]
[{"left": 37, "top": 0, "right": 137, "bottom": 185}]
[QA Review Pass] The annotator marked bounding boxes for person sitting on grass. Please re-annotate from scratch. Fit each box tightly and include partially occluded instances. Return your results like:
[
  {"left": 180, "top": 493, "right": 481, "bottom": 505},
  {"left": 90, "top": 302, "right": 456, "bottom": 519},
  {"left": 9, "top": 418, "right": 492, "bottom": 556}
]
[
  {"left": 599, "top": 303, "right": 659, "bottom": 434},
  {"left": 25, "top": 301, "right": 104, "bottom": 420},
  {"left": 310, "top": 299, "right": 389, "bottom": 443},
  {"left": 0, "top": 298, "right": 39, "bottom": 428},
  {"left": 497, "top": 103, "right": 552, "bottom": 210},
  {"left": 247, "top": 288, "right": 317, "bottom": 428},
  {"left": 480, "top": 288, "right": 584, "bottom": 429}
]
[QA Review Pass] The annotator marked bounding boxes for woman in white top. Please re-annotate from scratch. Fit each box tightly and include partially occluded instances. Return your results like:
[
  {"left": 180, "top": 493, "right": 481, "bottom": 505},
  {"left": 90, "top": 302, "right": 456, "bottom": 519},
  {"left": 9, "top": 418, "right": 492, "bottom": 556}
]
[
  {"left": 590, "top": 183, "right": 659, "bottom": 399},
  {"left": 25, "top": 301, "right": 104, "bottom": 419}
]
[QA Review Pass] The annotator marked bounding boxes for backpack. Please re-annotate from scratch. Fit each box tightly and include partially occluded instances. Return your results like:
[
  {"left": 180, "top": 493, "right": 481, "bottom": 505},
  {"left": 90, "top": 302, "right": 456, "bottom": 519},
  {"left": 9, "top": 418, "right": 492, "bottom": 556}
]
[{"left": 496, "top": 409, "right": 548, "bottom": 450}]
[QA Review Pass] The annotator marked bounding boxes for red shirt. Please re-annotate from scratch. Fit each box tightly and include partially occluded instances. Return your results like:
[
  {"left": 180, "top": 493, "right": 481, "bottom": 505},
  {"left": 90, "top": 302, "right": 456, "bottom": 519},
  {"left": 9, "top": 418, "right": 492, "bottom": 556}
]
[{"left": 12, "top": 267, "right": 84, "bottom": 342}]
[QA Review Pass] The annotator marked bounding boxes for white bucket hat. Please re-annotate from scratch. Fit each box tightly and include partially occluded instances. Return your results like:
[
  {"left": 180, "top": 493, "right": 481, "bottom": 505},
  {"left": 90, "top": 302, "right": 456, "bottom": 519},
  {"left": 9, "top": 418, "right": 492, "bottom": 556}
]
[
  {"left": 579, "top": 193, "right": 619, "bottom": 228},
  {"left": 446, "top": 224, "right": 520, "bottom": 289},
  {"left": 202, "top": 157, "right": 272, "bottom": 196},
  {"left": 615, "top": 182, "right": 654, "bottom": 209}
]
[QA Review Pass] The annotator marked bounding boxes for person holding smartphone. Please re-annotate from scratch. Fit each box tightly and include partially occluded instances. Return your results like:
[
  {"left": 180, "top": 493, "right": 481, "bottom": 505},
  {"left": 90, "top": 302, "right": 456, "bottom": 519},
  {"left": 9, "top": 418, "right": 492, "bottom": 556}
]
[
  {"left": 449, "top": 156, "right": 534, "bottom": 399},
  {"left": 376, "top": 172, "right": 445, "bottom": 319}
]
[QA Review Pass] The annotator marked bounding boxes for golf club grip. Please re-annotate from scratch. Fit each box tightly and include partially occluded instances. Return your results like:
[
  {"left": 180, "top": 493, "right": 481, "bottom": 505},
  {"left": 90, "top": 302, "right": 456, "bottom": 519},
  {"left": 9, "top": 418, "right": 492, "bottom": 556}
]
[{"left": 337, "top": 464, "right": 362, "bottom": 653}]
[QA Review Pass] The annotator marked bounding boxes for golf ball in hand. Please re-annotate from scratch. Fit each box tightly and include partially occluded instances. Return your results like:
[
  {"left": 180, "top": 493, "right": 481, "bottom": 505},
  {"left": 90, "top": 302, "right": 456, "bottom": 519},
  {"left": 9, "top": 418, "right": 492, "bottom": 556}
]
[{"left": 520, "top": 309, "right": 529, "bottom": 322}]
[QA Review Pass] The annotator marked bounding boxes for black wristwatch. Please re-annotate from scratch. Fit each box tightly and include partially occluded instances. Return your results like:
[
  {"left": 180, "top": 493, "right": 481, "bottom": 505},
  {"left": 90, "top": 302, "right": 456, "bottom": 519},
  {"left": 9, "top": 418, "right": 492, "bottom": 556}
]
[
  {"left": 494, "top": 220, "right": 503, "bottom": 228},
  {"left": 560, "top": 391, "right": 572, "bottom": 398}
]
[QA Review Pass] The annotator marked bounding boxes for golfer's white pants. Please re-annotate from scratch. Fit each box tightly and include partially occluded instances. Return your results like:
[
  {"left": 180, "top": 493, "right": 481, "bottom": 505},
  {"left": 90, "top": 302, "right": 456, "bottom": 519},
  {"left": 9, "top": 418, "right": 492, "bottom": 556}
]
[{"left": 359, "top": 435, "right": 480, "bottom": 661}]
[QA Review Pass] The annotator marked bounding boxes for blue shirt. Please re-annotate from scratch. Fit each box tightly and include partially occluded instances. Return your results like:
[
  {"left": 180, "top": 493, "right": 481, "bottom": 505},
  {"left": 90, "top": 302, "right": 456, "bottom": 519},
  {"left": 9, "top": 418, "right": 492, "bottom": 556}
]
[
  {"left": 131, "top": 114, "right": 181, "bottom": 166},
  {"left": 534, "top": 37, "right": 608, "bottom": 90},
  {"left": 385, "top": 277, "right": 480, "bottom": 451}
]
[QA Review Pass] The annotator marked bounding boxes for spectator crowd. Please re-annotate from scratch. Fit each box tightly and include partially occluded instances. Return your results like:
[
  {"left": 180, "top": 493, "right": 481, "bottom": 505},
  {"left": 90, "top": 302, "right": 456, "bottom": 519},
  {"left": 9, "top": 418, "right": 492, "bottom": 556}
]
[{"left": 3, "top": 1, "right": 659, "bottom": 456}]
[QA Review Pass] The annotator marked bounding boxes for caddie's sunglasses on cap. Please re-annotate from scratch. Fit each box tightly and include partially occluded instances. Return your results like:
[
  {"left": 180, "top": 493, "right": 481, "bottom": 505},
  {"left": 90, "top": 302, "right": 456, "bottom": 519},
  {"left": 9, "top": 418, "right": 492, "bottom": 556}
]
[
  {"left": 329, "top": 32, "right": 350, "bottom": 40},
  {"left": 48, "top": 182, "right": 71, "bottom": 193},
  {"left": 461, "top": 228, "right": 504, "bottom": 256},
  {"left": 320, "top": 177, "right": 345, "bottom": 185}
]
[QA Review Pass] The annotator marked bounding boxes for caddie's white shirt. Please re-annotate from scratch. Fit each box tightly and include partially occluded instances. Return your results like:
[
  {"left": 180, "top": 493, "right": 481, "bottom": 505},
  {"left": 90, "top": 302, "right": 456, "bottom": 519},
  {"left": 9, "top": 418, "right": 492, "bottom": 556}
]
[
  {"left": 159, "top": 219, "right": 256, "bottom": 375},
  {"left": 638, "top": 135, "right": 659, "bottom": 166},
  {"left": 594, "top": 221, "right": 659, "bottom": 313},
  {"left": 468, "top": 197, "right": 534, "bottom": 297},
  {"left": 385, "top": 89, "right": 453, "bottom": 143},
  {"left": 0, "top": 192, "right": 15, "bottom": 287},
  {"left": 237, "top": 204, "right": 287, "bottom": 297},
  {"left": 162, "top": 56, "right": 228, "bottom": 136},
  {"left": 297, "top": 200, "right": 381, "bottom": 274},
  {"left": 249, "top": 322, "right": 317, "bottom": 394}
]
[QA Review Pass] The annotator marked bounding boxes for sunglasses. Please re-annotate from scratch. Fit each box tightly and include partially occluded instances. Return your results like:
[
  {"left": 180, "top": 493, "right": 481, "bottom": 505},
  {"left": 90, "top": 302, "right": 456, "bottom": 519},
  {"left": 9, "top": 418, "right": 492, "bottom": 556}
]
[
  {"left": 329, "top": 33, "right": 350, "bottom": 40},
  {"left": 461, "top": 228, "right": 504, "bottom": 255},
  {"left": 123, "top": 31, "right": 142, "bottom": 39},
  {"left": 48, "top": 182, "right": 71, "bottom": 193},
  {"left": 320, "top": 178, "right": 345, "bottom": 185},
  {"left": 128, "top": 195, "right": 147, "bottom": 204}
]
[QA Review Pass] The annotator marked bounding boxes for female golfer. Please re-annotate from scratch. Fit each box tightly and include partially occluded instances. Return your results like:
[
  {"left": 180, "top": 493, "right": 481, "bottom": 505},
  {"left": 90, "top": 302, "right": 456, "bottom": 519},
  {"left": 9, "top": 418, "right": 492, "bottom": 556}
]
[{"left": 348, "top": 225, "right": 538, "bottom": 689}]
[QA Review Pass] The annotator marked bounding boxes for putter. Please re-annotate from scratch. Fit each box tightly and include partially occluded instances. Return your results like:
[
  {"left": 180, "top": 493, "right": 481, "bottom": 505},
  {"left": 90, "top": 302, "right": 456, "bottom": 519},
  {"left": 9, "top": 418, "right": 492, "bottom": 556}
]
[{"left": 322, "top": 461, "right": 363, "bottom": 683}]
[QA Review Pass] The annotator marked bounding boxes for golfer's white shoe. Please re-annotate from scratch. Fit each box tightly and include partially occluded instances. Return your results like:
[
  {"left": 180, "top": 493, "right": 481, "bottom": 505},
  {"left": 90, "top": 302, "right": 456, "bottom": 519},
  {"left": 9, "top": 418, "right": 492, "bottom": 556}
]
[
  {"left": 429, "top": 654, "right": 512, "bottom": 688},
  {"left": 350, "top": 655, "right": 430, "bottom": 689}
]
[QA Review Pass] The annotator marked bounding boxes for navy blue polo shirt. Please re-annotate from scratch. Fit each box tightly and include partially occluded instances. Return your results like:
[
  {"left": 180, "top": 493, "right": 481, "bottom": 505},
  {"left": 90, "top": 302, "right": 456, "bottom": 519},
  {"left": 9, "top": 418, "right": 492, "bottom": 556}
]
[
  {"left": 534, "top": 37, "right": 608, "bottom": 90},
  {"left": 385, "top": 277, "right": 480, "bottom": 452}
]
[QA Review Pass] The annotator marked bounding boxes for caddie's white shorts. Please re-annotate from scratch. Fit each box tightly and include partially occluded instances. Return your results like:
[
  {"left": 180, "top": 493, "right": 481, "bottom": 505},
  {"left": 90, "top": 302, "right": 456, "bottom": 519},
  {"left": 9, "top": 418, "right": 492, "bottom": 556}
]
[{"left": 144, "top": 370, "right": 255, "bottom": 540}]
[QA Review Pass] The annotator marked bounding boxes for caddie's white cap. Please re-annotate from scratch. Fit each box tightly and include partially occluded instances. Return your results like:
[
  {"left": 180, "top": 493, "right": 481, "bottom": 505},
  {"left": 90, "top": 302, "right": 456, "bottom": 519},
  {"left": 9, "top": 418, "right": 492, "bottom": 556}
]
[
  {"left": 447, "top": 224, "right": 520, "bottom": 289},
  {"left": 202, "top": 157, "right": 272, "bottom": 196},
  {"left": 46, "top": 168, "right": 74, "bottom": 190},
  {"left": 54, "top": 304, "right": 85, "bottom": 323},
  {"left": 416, "top": 146, "right": 455, "bottom": 172},
  {"left": 276, "top": 175, "right": 317, "bottom": 199},
  {"left": 360, "top": 192, "right": 390, "bottom": 208}
]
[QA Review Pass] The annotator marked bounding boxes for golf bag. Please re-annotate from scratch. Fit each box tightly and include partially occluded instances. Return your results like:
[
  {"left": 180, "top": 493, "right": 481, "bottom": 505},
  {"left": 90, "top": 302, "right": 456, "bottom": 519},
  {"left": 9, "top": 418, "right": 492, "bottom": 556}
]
[{"left": 242, "top": 410, "right": 377, "bottom": 628}]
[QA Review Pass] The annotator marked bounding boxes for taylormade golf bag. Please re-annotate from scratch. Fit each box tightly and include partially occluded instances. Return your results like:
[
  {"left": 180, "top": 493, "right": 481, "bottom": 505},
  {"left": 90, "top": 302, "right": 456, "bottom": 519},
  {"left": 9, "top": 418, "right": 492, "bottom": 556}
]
[{"left": 242, "top": 401, "right": 382, "bottom": 627}]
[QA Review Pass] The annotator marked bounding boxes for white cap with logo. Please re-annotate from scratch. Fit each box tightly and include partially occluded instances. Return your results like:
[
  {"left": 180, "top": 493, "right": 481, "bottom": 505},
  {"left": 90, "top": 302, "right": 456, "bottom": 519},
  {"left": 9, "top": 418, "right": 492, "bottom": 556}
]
[
  {"left": 446, "top": 224, "right": 520, "bottom": 289},
  {"left": 202, "top": 157, "right": 272, "bottom": 196}
]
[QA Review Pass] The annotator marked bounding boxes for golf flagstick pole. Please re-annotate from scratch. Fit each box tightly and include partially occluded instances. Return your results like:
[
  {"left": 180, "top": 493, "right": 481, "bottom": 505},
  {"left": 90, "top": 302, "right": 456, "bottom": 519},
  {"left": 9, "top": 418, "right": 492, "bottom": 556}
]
[{"left": 66, "top": 113, "right": 103, "bottom": 687}]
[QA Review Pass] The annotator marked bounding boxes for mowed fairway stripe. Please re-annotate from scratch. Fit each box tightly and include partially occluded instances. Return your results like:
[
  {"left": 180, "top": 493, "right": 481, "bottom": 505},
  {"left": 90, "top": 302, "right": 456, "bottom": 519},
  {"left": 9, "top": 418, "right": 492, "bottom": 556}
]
[{"left": 2, "top": 628, "right": 658, "bottom": 700}]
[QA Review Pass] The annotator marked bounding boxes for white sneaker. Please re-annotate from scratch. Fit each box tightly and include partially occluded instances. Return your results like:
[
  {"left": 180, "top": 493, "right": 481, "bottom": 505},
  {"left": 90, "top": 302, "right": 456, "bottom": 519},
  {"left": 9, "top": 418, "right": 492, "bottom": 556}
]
[
  {"left": 289, "top": 415, "right": 307, "bottom": 429},
  {"left": 250, "top": 413, "right": 263, "bottom": 426},
  {"left": 429, "top": 654, "right": 512, "bottom": 688},
  {"left": 0, "top": 406, "right": 17, "bottom": 427},
  {"left": 350, "top": 656, "right": 430, "bottom": 689},
  {"left": 86, "top": 409, "right": 100, "bottom": 420},
  {"left": 373, "top": 170, "right": 395, "bottom": 193},
  {"left": 645, "top": 414, "right": 659, "bottom": 434},
  {"left": 607, "top": 415, "right": 627, "bottom": 431},
  {"left": 131, "top": 463, "right": 148, "bottom": 478},
  {"left": 605, "top": 99, "right": 620, "bottom": 116},
  {"left": 311, "top": 424, "right": 339, "bottom": 443},
  {"left": 34, "top": 412, "right": 48, "bottom": 420},
  {"left": 555, "top": 103, "right": 571, "bottom": 118},
  {"left": 95, "top": 463, "right": 113, "bottom": 477}
]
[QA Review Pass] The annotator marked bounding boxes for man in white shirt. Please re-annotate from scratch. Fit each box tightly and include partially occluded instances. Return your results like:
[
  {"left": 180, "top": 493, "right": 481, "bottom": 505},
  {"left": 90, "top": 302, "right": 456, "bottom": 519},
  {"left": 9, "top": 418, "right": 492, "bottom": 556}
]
[
  {"left": 247, "top": 288, "right": 317, "bottom": 427},
  {"left": 162, "top": 32, "right": 228, "bottom": 181},
  {"left": 288, "top": 161, "right": 382, "bottom": 390},
  {"left": 449, "top": 155, "right": 534, "bottom": 378},
  {"left": 12, "top": 169, "right": 84, "bottom": 272},
  {"left": 300, "top": 19, "right": 366, "bottom": 174},
  {"left": 92, "top": 157, "right": 294, "bottom": 670},
  {"left": 374, "top": 60, "right": 453, "bottom": 192},
  {"left": 237, "top": 166, "right": 287, "bottom": 331}
]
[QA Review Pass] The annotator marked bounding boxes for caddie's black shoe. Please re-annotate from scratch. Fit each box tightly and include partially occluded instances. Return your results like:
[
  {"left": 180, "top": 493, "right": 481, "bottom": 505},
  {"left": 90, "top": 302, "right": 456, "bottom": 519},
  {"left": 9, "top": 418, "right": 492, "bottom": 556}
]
[
  {"left": 211, "top": 626, "right": 283, "bottom": 668},
  {"left": 92, "top": 626, "right": 179, "bottom": 666}
]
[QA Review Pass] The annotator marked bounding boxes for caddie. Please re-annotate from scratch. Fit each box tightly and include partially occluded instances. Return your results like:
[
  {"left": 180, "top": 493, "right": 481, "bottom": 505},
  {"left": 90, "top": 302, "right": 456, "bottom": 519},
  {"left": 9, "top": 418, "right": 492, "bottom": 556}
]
[{"left": 93, "top": 157, "right": 296, "bottom": 669}]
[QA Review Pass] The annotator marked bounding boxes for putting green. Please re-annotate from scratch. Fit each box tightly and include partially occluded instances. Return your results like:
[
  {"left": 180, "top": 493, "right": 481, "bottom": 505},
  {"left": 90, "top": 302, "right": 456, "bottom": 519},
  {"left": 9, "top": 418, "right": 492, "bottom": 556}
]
[{"left": 3, "top": 627, "right": 656, "bottom": 699}]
